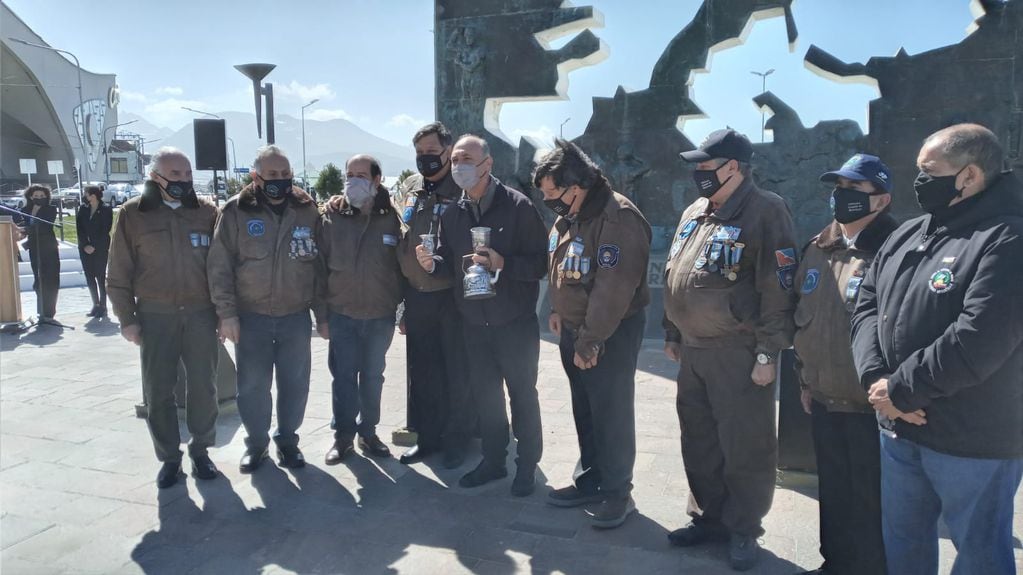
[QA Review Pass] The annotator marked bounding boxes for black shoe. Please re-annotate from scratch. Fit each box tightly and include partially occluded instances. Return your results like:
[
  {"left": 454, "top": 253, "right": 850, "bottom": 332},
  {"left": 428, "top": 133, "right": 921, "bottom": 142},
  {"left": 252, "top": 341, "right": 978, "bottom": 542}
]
[
  {"left": 399, "top": 444, "right": 433, "bottom": 465},
  {"left": 157, "top": 462, "right": 184, "bottom": 489},
  {"left": 442, "top": 443, "right": 466, "bottom": 469},
  {"left": 277, "top": 445, "right": 306, "bottom": 469},
  {"left": 458, "top": 461, "right": 507, "bottom": 488},
  {"left": 586, "top": 496, "right": 636, "bottom": 529},
  {"left": 667, "top": 520, "right": 730, "bottom": 547},
  {"left": 358, "top": 435, "right": 391, "bottom": 458},
  {"left": 547, "top": 485, "right": 604, "bottom": 508},
  {"left": 511, "top": 466, "right": 536, "bottom": 497},
  {"left": 729, "top": 534, "right": 760, "bottom": 572},
  {"left": 325, "top": 440, "right": 354, "bottom": 465},
  {"left": 95, "top": 307, "right": 107, "bottom": 318},
  {"left": 239, "top": 447, "right": 269, "bottom": 473},
  {"left": 86, "top": 306, "right": 98, "bottom": 317},
  {"left": 190, "top": 454, "right": 219, "bottom": 480}
]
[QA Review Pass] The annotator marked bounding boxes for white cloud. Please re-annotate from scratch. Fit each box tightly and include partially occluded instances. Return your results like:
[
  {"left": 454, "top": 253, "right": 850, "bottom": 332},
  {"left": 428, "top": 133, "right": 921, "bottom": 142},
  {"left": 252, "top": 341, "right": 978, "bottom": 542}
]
[
  {"left": 154, "top": 86, "right": 184, "bottom": 96},
  {"left": 508, "top": 125, "right": 556, "bottom": 146},
  {"left": 275, "top": 80, "right": 336, "bottom": 103},
  {"left": 120, "top": 90, "right": 149, "bottom": 103},
  {"left": 306, "top": 108, "right": 352, "bottom": 122},
  {"left": 386, "top": 113, "right": 425, "bottom": 129}
]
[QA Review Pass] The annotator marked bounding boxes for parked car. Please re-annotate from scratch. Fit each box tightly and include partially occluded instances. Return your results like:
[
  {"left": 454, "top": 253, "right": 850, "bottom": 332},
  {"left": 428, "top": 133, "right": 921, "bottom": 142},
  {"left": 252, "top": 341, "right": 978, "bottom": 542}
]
[
  {"left": 104, "top": 183, "right": 133, "bottom": 206},
  {"left": 55, "top": 187, "right": 82, "bottom": 209},
  {"left": 66, "top": 181, "right": 108, "bottom": 206},
  {"left": 125, "top": 184, "right": 144, "bottom": 201},
  {"left": 0, "top": 191, "right": 26, "bottom": 211}
]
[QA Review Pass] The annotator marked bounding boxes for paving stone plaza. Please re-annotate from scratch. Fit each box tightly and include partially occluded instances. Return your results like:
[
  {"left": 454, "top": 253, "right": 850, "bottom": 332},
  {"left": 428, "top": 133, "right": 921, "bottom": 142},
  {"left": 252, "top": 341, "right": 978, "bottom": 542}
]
[{"left": 1, "top": 287, "right": 1018, "bottom": 574}]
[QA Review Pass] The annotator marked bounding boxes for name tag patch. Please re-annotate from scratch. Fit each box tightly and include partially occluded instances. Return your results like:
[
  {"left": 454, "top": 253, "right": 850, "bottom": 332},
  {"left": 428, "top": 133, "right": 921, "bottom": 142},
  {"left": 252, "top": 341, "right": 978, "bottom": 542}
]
[
  {"left": 383, "top": 234, "right": 398, "bottom": 246},
  {"left": 189, "top": 232, "right": 210, "bottom": 247}
]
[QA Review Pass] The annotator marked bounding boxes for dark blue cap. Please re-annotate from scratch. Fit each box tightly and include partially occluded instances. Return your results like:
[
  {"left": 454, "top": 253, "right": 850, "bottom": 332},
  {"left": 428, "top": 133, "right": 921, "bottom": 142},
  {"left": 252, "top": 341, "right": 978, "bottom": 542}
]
[
  {"left": 820, "top": 153, "right": 892, "bottom": 192},
  {"left": 681, "top": 128, "right": 754, "bottom": 163}
]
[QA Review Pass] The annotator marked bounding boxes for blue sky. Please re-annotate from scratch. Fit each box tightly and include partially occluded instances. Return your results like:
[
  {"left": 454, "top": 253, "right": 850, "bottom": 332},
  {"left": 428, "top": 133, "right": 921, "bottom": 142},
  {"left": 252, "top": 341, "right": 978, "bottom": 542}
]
[{"left": 6, "top": 0, "right": 979, "bottom": 149}]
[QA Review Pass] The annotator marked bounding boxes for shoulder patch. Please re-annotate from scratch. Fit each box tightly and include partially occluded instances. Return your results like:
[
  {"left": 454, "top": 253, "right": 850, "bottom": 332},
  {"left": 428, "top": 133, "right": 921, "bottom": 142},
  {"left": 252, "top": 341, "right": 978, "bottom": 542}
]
[
  {"left": 800, "top": 269, "right": 820, "bottom": 295},
  {"left": 597, "top": 244, "right": 620, "bottom": 269},
  {"left": 775, "top": 248, "right": 797, "bottom": 268},
  {"left": 777, "top": 267, "right": 795, "bottom": 291},
  {"left": 247, "top": 219, "right": 265, "bottom": 237},
  {"left": 548, "top": 230, "right": 558, "bottom": 253}
]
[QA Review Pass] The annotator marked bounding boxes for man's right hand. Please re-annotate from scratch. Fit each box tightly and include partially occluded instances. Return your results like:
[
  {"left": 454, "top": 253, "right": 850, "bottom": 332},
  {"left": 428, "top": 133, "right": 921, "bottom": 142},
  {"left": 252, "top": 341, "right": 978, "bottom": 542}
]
[
  {"left": 83, "top": 245, "right": 95, "bottom": 255},
  {"left": 218, "top": 317, "right": 240, "bottom": 344},
  {"left": 548, "top": 313, "right": 561, "bottom": 337},
  {"left": 664, "top": 341, "right": 681, "bottom": 362},
  {"left": 415, "top": 244, "right": 435, "bottom": 272},
  {"left": 800, "top": 389, "right": 813, "bottom": 415},
  {"left": 326, "top": 194, "right": 345, "bottom": 213},
  {"left": 121, "top": 324, "right": 142, "bottom": 346}
]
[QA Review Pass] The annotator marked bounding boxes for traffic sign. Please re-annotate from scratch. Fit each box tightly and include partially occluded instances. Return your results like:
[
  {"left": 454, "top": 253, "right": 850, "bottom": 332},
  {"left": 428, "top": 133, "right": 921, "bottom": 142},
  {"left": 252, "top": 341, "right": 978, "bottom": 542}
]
[
  {"left": 47, "top": 160, "right": 64, "bottom": 175},
  {"left": 234, "top": 167, "right": 250, "bottom": 174},
  {"left": 19, "top": 159, "right": 36, "bottom": 175}
]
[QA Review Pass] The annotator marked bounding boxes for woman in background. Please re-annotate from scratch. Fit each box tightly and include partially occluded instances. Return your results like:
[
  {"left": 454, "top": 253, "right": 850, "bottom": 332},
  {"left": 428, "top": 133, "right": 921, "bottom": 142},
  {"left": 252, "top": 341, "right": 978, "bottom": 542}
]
[
  {"left": 17, "top": 184, "right": 61, "bottom": 321},
  {"left": 76, "top": 185, "right": 113, "bottom": 317}
]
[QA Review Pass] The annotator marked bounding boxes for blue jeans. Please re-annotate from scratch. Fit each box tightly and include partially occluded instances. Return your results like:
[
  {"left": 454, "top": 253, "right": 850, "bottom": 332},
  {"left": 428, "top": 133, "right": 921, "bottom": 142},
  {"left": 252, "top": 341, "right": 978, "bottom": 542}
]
[
  {"left": 236, "top": 311, "right": 312, "bottom": 451},
  {"left": 328, "top": 312, "right": 396, "bottom": 440},
  {"left": 880, "top": 432, "right": 1022, "bottom": 575}
]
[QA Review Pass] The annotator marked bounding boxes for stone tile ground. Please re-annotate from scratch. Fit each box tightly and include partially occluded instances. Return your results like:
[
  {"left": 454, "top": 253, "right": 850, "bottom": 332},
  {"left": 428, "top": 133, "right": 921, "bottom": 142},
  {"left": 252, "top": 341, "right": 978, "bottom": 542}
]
[{"left": 2, "top": 287, "right": 1020, "bottom": 574}]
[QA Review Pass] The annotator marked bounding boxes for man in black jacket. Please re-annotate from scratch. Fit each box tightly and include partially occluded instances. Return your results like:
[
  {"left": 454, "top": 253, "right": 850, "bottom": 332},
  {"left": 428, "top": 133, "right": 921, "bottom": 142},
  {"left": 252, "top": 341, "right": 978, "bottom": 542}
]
[
  {"left": 416, "top": 134, "right": 548, "bottom": 497},
  {"left": 851, "top": 123, "right": 1023, "bottom": 575}
]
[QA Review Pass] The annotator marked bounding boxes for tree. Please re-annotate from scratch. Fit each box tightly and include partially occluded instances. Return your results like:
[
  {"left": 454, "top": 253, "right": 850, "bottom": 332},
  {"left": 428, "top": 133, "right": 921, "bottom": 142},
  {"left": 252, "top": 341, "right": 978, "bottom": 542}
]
[{"left": 315, "top": 163, "right": 345, "bottom": 202}]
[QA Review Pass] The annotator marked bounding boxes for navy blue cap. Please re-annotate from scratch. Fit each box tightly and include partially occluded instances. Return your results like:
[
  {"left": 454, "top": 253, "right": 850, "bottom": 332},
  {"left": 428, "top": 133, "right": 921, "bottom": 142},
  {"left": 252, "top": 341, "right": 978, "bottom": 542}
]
[
  {"left": 680, "top": 128, "right": 754, "bottom": 163},
  {"left": 820, "top": 153, "right": 892, "bottom": 192}
]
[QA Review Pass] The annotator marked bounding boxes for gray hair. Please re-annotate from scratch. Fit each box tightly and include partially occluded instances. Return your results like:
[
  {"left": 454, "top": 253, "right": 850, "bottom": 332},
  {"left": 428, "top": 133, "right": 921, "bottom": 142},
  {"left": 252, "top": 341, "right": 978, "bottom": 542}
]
[
  {"left": 455, "top": 133, "right": 491, "bottom": 158},
  {"left": 252, "top": 145, "right": 290, "bottom": 173},
  {"left": 925, "top": 123, "right": 1004, "bottom": 185},
  {"left": 149, "top": 146, "right": 190, "bottom": 176}
]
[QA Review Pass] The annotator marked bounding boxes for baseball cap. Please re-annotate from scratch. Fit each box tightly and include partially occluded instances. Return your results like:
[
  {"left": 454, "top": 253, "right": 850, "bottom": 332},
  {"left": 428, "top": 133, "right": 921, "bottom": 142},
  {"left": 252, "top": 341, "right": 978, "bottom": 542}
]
[
  {"left": 820, "top": 153, "right": 892, "bottom": 193},
  {"left": 680, "top": 128, "right": 754, "bottom": 163}
]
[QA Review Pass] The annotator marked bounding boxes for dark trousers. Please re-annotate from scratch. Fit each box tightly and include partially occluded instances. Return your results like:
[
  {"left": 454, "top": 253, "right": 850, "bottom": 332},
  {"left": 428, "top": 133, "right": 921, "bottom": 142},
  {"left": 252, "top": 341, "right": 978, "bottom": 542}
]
[
  {"left": 28, "top": 246, "right": 59, "bottom": 318},
  {"left": 138, "top": 308, "right": 219, "bottom": 463},
  {"left": 463, "top": 313, "right": 542, "bottom": 470},
  {"left": 676, "top": 345, "right": 777, "bottom": 537},
  {"left": 81, "top": 249, "right": 108, "bottom": 309},
  {"left": 559, "top": 311, "right": 645, "bottom": 501},
  {"left": 328, "top": 312, "right": 396, "bottom": 440},
  {"left": 810, "top": 401, "right": 886, "bottom": 575},
  {"left": 236, "top": 311, "right": 312, "bottom": 452},
  {"left": 404, "top": 287, "right": 473, "bottom": 451}
]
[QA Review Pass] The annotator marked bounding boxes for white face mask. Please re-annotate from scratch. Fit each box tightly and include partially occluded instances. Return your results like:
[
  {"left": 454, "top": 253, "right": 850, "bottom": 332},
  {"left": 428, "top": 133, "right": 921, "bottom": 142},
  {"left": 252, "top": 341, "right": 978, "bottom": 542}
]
[
  {"left": 344, "top": 177, "right": 375, "bottom": 211},
  {"left": 452, "top": 161, "right": 484, "bottom": 190}
]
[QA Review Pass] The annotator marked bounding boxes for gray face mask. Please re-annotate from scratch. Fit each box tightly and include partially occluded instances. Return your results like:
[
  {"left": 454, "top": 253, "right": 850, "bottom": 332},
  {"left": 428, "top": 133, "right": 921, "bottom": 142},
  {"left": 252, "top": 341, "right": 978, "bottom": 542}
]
[
  {"left": 344, "top": 177, "right": 375, "bottom": 211},
  {"left": 452, "top": 161, "right": 485, "bottom": 190}
]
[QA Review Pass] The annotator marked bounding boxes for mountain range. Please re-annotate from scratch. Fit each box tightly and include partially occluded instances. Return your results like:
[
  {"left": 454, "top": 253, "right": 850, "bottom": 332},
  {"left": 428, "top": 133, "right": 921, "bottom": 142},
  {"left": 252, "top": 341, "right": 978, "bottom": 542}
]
[{"left": 119, "top": 111, "right": 415, "bottom": 182}]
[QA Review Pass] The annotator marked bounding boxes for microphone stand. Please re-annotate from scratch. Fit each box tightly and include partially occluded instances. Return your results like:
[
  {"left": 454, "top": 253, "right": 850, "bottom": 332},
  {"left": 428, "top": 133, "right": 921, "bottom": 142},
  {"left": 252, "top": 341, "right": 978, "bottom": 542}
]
[{"left": 0, "top": 203, "right": 74, "bottom": 333}]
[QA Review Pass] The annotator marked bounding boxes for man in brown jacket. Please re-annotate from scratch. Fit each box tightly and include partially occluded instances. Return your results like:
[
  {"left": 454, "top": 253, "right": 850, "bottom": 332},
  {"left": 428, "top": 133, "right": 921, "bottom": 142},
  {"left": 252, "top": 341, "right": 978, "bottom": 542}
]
[
  {"left": 107, "top": 147, "right": 220, "bottom": 488},
  {"left": 663, "top": 129, "right": 797, "bottom": 571},
  {"left": 207, "top": 145, "right": 325, "bottom": 474},
  {"left": 320, "top": 154, "right": 404, "bottom": 464},
  {"left": 794, "top": 154, "right": 897, "bottom": 575},
  {"left": 534, "top": 139, "right": 651, "bottom": 529},
  {"left": 396, "top": 122, "right": 472, "bottom": 468}
]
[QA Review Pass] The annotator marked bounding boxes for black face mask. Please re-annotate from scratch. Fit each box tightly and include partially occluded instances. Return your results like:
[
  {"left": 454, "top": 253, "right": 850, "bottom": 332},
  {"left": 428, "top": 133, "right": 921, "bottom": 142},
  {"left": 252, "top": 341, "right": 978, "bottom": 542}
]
[
  {"left": 157, "top": 176, "right": 192, "bottom": 200},
  {"left": 692, "top": 163, "right": 733, "bottom": 198},
  {"left": 831, "top": 186, "right": 880, "bottom": 224},
  {"left": 260, "top": 178, "right": 293, "bottom": 201},
  {"left": 32, "top": 197, "right": 49, "bottom": 207},
  {"left": 914, "top": 167, "right": 966, "bottom": 214},
  {"left": 543, "top": 187, "right": 573, "bottom": 217},
  {"left": 416, "top": 153, "right": 448, "bottom": 178}
]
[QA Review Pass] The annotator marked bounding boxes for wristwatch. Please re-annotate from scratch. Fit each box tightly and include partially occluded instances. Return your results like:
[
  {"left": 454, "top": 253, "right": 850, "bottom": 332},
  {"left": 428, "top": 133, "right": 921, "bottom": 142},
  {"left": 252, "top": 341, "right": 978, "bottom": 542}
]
[{"left": 756, "top": 352, "right": 776, "bottom": 365}]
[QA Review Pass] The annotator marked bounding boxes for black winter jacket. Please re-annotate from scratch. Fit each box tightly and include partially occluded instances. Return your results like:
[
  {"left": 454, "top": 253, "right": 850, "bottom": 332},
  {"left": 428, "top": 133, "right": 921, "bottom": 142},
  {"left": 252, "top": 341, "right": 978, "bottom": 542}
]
[
  {"left": 435, "top": 178, "right": 548, "bottom": 327},
  {"left": 851, "top": 171, "right": 1023, "bottom": 459}
]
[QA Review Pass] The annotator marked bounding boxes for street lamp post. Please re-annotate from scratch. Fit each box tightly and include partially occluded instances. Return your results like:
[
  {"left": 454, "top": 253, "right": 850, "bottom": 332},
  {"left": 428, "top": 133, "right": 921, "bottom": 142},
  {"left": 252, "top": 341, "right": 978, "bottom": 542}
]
[
  {"left": 226, "top": 137, "right": 237, "bottom": 181},
  {"left": 560, "top": 117, "right": 571, "bottom": 139},
  {"left": 104, "top": 119, "right": 138, "bottom": 183},
  {"left": 750, "top": 69, "right": 775, "bottom": 143},
  {"left": 9, "top": 38, "right": 89, "bottom": 182},
  {"left": 301, "top": 99, "right": 319, "bottom": 187}
]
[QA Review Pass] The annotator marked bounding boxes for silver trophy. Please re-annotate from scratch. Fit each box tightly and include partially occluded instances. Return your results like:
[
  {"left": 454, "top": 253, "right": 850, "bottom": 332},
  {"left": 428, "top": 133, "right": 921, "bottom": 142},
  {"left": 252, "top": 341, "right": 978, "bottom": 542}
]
[
  {"left": 420, "top": 233, "right": 437, "bottom": 255},
  {"left": 470, "top": 226, "right": 491, "bottom": 253}
]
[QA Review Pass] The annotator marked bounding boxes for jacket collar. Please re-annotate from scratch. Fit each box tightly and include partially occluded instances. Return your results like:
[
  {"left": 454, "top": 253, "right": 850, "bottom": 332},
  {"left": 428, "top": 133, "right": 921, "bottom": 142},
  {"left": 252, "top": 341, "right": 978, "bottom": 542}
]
[
  {"left": 816, "top": 210, "right": 900, "bottom": 253},
  {"left": 575, "top": 177, "right": 613, "bottom": 222},
  {"left": 927, "top": 171, "right": 1023, "bottom": 234},
  {"left": 139, "top": 180, "right": 199, "bottom": 212},
  {"left": 710, "top": 177, "right": 755, "bottom": 221},
  {"left": 411, "top": 171, "right": 462, "bottom": 201},
  {"left": 335, "top": 185, "right": 396, "bottom": 217}
]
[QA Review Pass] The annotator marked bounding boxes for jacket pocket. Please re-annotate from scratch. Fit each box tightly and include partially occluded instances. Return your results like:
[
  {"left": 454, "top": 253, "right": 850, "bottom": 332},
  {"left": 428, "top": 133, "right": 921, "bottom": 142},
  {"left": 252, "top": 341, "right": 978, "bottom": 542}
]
[
  {"left": 680, "top": 287, "right": 743, "bottom": 338},
  {"left": 240, "top": 236, "right": 272, "bottom": 261}
]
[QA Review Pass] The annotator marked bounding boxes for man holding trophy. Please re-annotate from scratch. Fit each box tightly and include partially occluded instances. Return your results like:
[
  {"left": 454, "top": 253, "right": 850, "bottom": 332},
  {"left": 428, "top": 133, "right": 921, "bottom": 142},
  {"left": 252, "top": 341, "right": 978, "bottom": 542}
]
[{"left": 416, "top": 134, "right": 549, "bottom": 496}]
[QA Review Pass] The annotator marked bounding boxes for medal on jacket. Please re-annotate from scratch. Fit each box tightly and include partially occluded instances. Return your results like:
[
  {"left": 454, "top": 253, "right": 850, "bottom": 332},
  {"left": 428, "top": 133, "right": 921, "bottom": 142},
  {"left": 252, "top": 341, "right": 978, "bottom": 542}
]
[
  {"left": 728, "top": 243, "right": 745, "bottom": 281},
  {"left": 569, "top": 238, "right": 585, "bottom": 279},
  {"left": 580, "top": 257, "right": 591, "bottom": 276},
  {"left": 708, "top": 241, "right": 723, "bottom": 273}
]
